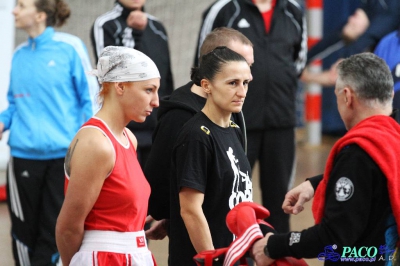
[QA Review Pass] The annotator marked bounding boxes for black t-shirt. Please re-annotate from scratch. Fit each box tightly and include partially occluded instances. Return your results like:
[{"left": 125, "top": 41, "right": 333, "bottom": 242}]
[
  {"left": 269, "top": 144, "right": 394, "bottom": 265},
  {"left": 145, "top": 83, "right": 205, "bottom": 220},
  {"left": 169, "top": 111, "right": 252, "bottom": 265}
]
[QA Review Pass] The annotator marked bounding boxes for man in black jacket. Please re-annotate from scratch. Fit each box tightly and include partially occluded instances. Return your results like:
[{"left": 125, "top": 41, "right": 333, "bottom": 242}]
[
  {"left": 91, "top": 0, "right": 173, "bottom": 167},
  {"left": 252, "top": 53, "right": 400, "bottom": 265},
  {"left": 195, "top": 0, "right": 307, "bottom": 233}
]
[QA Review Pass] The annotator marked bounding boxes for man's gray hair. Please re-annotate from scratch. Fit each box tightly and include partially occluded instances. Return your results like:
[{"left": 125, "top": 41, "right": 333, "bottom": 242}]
[{"left": 336, "top": 53, "right": 393, "bottom": 107}]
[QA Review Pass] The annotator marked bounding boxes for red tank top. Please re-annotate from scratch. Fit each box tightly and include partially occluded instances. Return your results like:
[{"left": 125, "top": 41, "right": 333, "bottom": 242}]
[{"left": 65, "top": 117, "right": 151, "bottom": 232}]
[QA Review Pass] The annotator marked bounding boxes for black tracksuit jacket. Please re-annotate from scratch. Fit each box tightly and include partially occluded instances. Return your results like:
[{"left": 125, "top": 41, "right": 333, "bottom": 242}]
[
  {"left": 195, "top": 0, "right": 307, "bottom": 130},
  {"left": 267, "top": 110, "right": 400, "bottom": 265},
  {"left": 91, "top": 1, "right": 173, "bottom": 144}
]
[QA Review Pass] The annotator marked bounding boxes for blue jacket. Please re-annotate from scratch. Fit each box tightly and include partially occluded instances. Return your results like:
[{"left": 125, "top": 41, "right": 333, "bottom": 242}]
[
  {"left": 374, "top": 29, "right": 400, "bottom": 93},
  {"left": 0, "top": 27, "right": 93, "bottom": 160}
]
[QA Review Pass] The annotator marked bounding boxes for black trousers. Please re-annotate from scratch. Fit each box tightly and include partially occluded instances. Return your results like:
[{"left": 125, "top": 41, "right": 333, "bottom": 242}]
[
  {"left": 6, "top": 156, "right": 64, "bottom": 266},
  {"left": 246, "top": 128, "right": 295, "bottom": 233}
]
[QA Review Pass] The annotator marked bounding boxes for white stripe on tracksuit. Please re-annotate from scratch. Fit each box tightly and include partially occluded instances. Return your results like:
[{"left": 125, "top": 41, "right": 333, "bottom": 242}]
[
  {"left": 8, "top": 157, "right": 24, "bottom": 221},
  {"left": 92, "top": 5, "right": 123, "bottom": 57},
  {"left": 17, "top": 238, "right": 31, "bottom": 266},
  {"left": 198, "top": 0, "right": 232, "bottom": 57},
  {"left": 9, "top": 158, "right": 32, "bottom": 266}
]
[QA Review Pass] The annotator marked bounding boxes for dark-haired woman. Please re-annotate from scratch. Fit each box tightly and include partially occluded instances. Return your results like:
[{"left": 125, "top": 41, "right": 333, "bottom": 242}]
[
  {"left": 169, "top": 46, "right": 253, "bottom": 265},
  {"left": 0, "top": 0, "right": 93, "bottom": 265}
]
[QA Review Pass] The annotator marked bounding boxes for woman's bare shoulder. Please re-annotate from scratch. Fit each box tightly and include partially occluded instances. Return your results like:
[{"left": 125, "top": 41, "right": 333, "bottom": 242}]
[{"left": 65, "top": 127, "right": 115, "bottom": 177}]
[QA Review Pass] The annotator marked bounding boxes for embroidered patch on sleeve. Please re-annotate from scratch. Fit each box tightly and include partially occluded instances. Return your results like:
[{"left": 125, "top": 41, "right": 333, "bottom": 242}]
[
  {"left": 335, "top": 177, "right": 354, "bottom": 201},
  {"left": 289, "top": 232, "right": 301, "bottom": 246}
]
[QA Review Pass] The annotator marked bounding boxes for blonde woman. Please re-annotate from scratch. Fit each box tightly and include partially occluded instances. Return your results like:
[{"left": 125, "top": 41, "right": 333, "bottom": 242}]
[{"left": 56, "top": 46, "right": 160, "bottom": 266}]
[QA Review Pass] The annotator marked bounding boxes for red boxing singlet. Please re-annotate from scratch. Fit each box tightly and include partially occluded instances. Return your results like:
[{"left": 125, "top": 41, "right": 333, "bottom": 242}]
[{"left": 65, "top": 117, "right": 151, "bottom": 232}]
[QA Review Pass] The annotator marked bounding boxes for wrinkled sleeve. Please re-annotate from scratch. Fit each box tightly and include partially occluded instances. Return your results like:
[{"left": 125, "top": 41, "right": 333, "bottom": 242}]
[
  {"left": 71, "top": 50, "right": 93, "bottom": 122},
  {"left": 268, "top": 146, "right": 381, "bottom": 259},
  {"left": 0, "top": 82, "right": 16, "bottom": 131}
]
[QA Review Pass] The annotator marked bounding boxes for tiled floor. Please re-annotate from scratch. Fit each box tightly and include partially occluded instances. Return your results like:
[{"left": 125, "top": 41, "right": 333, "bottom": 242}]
[{"left": 0, "top": 129, "right": 338, "bottom": 266}]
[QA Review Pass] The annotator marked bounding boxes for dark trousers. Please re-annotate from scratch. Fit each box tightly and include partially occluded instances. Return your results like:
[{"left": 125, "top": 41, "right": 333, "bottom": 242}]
[
  {"left": 246, "top": 128, "right": 295, "bottom": 233},
  {"left": 6, "top": 157, "right": 64, "bottom": 266}
]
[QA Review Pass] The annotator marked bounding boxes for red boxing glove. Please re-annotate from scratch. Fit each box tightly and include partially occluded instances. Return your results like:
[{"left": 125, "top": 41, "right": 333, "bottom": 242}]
[
  {"left": 226, "top": 202, "right": 270, "bottom": 235},
  {"left": 224, "top": 202, "right": 270, "bottom": 266},
  {"left": 193, "top": 202, "right": 308, "bottom": 266},
  {"left": 193, "top": 248, "right": 228, "bottom": 266}
]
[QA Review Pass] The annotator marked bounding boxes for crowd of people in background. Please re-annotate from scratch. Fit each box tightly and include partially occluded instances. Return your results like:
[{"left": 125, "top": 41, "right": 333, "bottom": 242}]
[{"left": 0, "top": 0, "right": 399, "bottom": 265}]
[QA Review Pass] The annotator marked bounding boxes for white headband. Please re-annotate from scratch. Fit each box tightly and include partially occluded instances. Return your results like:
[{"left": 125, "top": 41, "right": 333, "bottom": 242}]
[{"left": 90, "top": 46, "right": 160, "bottom": 84}]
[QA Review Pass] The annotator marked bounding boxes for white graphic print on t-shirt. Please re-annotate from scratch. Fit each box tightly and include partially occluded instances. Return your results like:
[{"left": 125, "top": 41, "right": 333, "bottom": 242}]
[{"left": 227, "top": 147, "right": 252, "bottom": 209}]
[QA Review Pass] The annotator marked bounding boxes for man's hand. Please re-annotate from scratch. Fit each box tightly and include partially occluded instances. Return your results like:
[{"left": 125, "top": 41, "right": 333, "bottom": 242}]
[
  {"left": 300, "top": 65, "right": 338, "bottom": 87},
  {"left": 326, "top": 59, "right": 343, "bottom": 85},
  {"left": 342, "top": 8, "right": 369, "bottom": 42},
  {"left": 282, "top": 180, "right": 314, "bottom": 215},
  {"left": 145, "top": 218, "right": 169, "bottom": 240},
  {"left": 126, "top": 10, "right": 148, "bottom": 30},
  {"left": 251, "top": 233, "right": 275, "bottom": 266}
]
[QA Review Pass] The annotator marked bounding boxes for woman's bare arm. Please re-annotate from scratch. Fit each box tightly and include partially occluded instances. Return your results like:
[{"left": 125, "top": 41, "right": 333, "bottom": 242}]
[
  {"left": 179, "top": 187, "right": 214, "bottom": 253},
  {"left": 56, "top": 128, "right": 114, "bottom": 266}
]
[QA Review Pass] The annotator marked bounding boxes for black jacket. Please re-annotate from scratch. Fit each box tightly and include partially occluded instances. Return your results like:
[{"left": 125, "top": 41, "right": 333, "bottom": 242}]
[
  {"left": 272, "top": 110, "right": 400, "bottom": 264},
  {"left": 144, "top": 82, "right": 246, "bottom": 220},
  {"left": 91, "top": 1, "right": 174, "bottom": 144},
  {"left": 195, "top": 0, "right": 307, "bottom": 130}
]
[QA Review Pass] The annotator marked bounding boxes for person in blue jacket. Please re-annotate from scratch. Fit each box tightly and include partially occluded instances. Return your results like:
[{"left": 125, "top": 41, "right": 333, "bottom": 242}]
[
  {"left": 0, "top": 0, "right": 93, "bottom": 265},
  {"left": 374, "top": 25, "right": 400, "bottom": 109}
]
